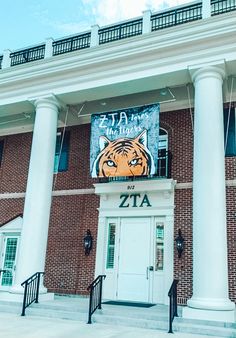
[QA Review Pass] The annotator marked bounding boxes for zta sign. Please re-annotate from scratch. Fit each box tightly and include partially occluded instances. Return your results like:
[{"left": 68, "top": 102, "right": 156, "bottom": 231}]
[{"left": 119, "top": 193, "right": 152, "bottom": 208}]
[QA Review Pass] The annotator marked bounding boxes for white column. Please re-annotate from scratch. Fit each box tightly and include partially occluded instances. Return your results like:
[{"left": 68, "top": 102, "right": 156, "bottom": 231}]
[
  {"left": 91, "top": 25, "right": 100, "bottom": 47},
  {"left": 202, "top": 0, "right": 211, "bottom": 19},
  {"left": 183, "top": 66, "right": 235, "bottom": 322},
  {"left": 11, "top": 95, "right": 60, "bottom": 294},
  {"left": 142, "top": 10, "right": 151, "bottom": 34},
  {"left": 45, "top": 38, "right": 54, "bottom": 58},
  {"left": 2, "top": 49, "right": 11, "bottom": 69}
]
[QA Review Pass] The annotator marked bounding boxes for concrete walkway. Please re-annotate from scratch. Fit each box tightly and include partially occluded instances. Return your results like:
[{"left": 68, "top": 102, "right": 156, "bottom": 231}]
[{"left": 0, "top": 312, "right": 225, "bottom": 338}]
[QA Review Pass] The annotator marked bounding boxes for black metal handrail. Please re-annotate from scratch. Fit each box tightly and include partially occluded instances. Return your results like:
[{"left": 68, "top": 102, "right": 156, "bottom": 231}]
[
  {"left": 99, "top": 19, "right": 143, "bottom": 44},
  {"left": 21, "top": 272, "right": 44, "bottom": 316},
  {"left": 87, "top": 275, "right": 106, "bottom": 324},
  {"left": 168, "top": 279, "right": 179, "bottom": 333},
  {"left": 10, "top": 45, "right": 45, "bottom": 66},
  {"left": 211, "top": 0, "right": 236, "bottom": 15},
  {"left": 151, "top": 2, "right": 202, "bottom": 31},
  {"left": 53, "top": 32, "right": 91, "bottom": 56}
]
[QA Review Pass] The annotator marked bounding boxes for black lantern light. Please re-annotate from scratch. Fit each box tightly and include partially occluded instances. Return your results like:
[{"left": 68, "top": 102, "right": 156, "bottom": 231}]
[
  {"left": 84, "top": 229, "right": 93, "bottom": 256},
  {"left": 175, "top": 229, "right": 184, "bottom": 258}
]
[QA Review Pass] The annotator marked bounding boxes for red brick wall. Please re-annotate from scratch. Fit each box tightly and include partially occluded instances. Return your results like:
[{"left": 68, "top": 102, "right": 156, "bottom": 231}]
[
  {"left": 44, "top": 194, "right": 99, "bottom": 294},
  {"left": 0, "top": 199, "right": 24, "bottom": 224},
  {"left": 0, "top": 133, "right": 31, "bottom": 193}
]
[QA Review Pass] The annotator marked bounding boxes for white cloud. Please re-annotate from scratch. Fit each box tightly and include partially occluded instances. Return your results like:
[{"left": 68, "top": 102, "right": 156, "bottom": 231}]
[
  {"left": 83, "top": 0, "right": 192, "bottom": 27},
  {"left": 39, "top": 0, "right": 193, "bottom": 38}
]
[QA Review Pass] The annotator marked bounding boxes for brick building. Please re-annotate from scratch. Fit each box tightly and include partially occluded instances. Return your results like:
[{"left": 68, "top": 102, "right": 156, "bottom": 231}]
[{"left": 0, "top": 0, "right": 235, "bottom": 324}]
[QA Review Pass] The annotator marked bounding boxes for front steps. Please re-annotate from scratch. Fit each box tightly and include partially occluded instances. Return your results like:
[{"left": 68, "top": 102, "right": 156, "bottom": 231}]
[{"left": 0, "top": 295, "right": 235, "bottom": 337}]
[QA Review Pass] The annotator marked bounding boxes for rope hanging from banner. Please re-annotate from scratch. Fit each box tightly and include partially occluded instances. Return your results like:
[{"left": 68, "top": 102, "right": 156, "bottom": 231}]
[
  {"left": 77, "top": 102, "right": 86, "bottom": 118},
  {"left": 186, "top": 83, "right": 194, "bottom": 132},
  {"left": 53, "top": 107, "right": 69, "bottom": 191},
  {"left": 224, "top": 76, "right": 234, "bottom": 154}
]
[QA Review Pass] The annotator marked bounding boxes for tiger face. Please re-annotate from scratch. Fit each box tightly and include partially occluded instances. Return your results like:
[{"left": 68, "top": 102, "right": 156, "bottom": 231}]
[{"left": 92, "top": 129, "right": 155, "bottom": 177}]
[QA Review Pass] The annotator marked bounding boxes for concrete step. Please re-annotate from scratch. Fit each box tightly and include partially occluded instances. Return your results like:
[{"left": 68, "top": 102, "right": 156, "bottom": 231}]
[
  {"left": 173, "top": 320, "right": 236, "bottom": 338},
  {"left": 0, "top": 296, "right": 235, "bottom": 337}
]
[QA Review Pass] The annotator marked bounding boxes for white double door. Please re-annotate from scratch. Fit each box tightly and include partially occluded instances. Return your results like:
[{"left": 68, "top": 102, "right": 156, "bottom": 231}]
[{"left": 117, "top": 217, "right": 153, "bottom": 302}]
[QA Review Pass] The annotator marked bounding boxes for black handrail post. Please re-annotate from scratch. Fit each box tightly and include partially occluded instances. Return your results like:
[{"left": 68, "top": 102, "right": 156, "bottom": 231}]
[
  {"left": 174, "top": 282, "right": 178, "bottom": 317},
  {"left": 35, "top": 272, "right": 41, "bottom": 303},
  {"left": 21, "top": 283, "right": 28, "bottom": 316},
  {"left": 87, "top": 275, "right": 106, "bottom": 324},
  {"left": 88, "top": 287, "right": 93, "bottom": 324},
  {"left": 168, "top": 297, "right": 173, "bottom": 333},
  {"left": 168, "top": 279, "right": 179, "bottom": 333},
  {"left": 98, "top": 275, "right": 103, "bottom": 309}
]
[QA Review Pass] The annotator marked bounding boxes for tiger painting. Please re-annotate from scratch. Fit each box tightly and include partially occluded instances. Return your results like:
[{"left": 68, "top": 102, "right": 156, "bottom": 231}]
[{"left": 92, "top": 129, "right": 155, "bottom": 177}]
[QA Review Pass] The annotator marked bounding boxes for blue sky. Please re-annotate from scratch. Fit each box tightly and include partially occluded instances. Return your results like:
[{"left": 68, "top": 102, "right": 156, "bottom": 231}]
[{"left": 0, "top": 0, "right": 191, "bottom": 53}]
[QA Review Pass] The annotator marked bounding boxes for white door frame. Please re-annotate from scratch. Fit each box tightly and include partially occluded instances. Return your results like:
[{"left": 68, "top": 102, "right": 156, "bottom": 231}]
[{"left": 94, "top": 179, "right": 175, "bottom": 305}]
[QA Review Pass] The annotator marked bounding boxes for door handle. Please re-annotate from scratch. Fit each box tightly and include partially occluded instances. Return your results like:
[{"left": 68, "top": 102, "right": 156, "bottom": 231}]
[
  {"left": 146, "top": 267, "right": 149, "bottom": 280},
  {"left": 149, "top": 266, "right": 154, "bottom": 271}
]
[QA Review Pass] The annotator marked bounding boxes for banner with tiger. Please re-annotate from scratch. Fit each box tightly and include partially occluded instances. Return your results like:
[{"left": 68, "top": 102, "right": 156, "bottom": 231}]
[{"left": 90, "top": 103, "right": 160, "bottom": 178}]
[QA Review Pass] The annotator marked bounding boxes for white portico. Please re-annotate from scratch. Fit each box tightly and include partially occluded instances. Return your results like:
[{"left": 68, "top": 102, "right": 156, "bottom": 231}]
[{"left": 94, "top": 179, "right": 175, "bottom": 305}]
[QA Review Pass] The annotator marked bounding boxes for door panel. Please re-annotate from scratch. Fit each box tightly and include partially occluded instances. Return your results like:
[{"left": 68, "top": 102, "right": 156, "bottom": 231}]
[{"left": 117, "top": 218, "right": 151, "bottom": 302}]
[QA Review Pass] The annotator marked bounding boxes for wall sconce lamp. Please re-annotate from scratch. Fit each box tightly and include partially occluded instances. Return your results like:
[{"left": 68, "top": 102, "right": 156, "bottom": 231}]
[
  {"left": 83, "top": 229, "right": 93, "bottom": 256},
  {"left": 175, "top": 229, "right": 184, "bottom": 258}
]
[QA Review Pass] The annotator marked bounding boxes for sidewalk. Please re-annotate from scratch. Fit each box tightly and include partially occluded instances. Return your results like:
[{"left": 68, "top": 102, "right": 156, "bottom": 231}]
[{"left": 0, "top": 312, "right": 225, "bottom": 338}]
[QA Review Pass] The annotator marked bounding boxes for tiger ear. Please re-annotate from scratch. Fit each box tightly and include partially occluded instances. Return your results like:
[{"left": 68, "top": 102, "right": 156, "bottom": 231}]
[
  {"left": 136, "top": 129, "right": 147, "bottom": 147},
  {"left": 99, "top": 135, "right": 111, "bottom": 150}
]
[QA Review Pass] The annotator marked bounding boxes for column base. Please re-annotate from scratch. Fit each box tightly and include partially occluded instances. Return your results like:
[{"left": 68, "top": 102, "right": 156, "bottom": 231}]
[
  {"left": 187, "top": 297, "right": 235, "bottom": 311},
  {"left": 182, "top": 306, "right": 236, "bottom": 323}
]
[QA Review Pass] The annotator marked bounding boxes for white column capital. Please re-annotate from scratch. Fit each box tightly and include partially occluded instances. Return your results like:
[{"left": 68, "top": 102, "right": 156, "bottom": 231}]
[
  {"left": 31, "top": 94, "right": 62, "bottom": 112},
  {"left": 191, "top": 66, "right": 225, "bottom": 84}
]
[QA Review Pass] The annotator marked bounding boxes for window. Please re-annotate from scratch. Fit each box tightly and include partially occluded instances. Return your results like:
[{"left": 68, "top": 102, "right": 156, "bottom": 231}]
[
  {"left": 155, "top": 223, "right": 164, "bottom": 271},
  {"left": 157, "top": 128, "right": 168, "bottom": 177},
  {"left": 159, "top": 128, "right": 168, "bottom": 150},
  {"left": 106, "top": 222, "right": 116, "bottom": 269},
  {"left": 224, "top": 108, "right": 236, "bottom": 156},
  {"left": 1, "top": 237, "right": 18, "bottom": 286},
  {"left": 54, "top": 131, "right": 70, "bottom": 173}
]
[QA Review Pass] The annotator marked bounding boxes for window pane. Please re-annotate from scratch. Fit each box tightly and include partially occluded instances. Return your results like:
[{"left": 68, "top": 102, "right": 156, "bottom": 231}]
[
  {"left": 106, "top": 223, "right": 116, "bottom": 269},
  {"left": 224, "top": 108, "right": 236, "bottom": 156},
  {"left": 1, "top": 238, "right": 17, "bottom": 286},
  {"left": 155, "top": 224, "right": 164, "bottom": 271},
  {"left": 54, "top": 131, "right": 70, "bottom": 173}
]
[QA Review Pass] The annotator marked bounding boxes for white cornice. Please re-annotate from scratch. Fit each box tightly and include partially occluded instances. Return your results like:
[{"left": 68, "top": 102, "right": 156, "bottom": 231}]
[
  {"left": 0, "top": 179, "right": 235, "bottom": 199},
  {"left": 0, "top": 13, "right": 235, "bottom": 107}
]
